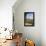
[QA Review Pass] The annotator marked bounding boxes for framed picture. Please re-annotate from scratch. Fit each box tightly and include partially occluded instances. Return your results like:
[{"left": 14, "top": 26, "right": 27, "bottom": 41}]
[{"left": 24, "top": 12, "right": 35, "bottom": 26}]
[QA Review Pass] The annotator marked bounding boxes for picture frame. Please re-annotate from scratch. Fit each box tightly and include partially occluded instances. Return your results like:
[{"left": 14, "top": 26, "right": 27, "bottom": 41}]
[{"left": 24, "top": 12, "right": 35, "bottom": 26}]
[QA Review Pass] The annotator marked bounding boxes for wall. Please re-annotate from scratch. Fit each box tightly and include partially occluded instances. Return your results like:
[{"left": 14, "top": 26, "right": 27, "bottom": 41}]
[
  {"left": 41, "top": 0, "right": 46, "bottom": 46},
  {"left": 13, "top": 0, "right": 41, "bottom": 46},
  {"left": 0, "top": 0, "right": 16, "bottom": 30}
]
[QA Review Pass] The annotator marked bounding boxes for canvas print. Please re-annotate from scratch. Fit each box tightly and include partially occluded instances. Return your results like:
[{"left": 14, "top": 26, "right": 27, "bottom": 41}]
[{"left": 24, "top": 12, "right": 34, "bottom": 26}]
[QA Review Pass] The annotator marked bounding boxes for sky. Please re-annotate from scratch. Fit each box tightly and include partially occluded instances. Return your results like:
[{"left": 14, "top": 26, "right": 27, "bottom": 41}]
[{"left": 26, "top": 13, "right": 33, "bottom": 19}]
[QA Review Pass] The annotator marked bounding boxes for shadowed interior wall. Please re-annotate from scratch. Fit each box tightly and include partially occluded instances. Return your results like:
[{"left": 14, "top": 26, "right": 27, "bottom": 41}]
[{"left": 13, "top": 0, "right": 41, "bottom": 46}]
